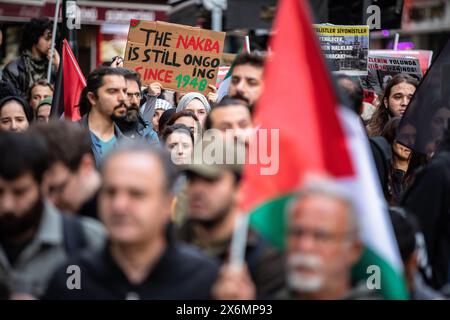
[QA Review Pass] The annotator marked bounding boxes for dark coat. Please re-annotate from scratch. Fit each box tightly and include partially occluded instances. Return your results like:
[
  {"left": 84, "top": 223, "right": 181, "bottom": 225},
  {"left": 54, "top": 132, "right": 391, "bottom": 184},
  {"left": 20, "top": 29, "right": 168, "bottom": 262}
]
[
  {"left": 43, "top": 227, "right": 219, "bottom": 300},
  {"left": 401, "top": 150, "right": 450, "bottom": 289}
]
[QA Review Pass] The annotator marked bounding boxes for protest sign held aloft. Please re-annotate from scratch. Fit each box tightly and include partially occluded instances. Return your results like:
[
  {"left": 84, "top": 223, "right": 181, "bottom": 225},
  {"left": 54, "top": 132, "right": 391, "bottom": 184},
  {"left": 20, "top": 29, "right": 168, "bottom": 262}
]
[
  {"left": 314, "top": 24, "right": 369, "bottom": 76},
  {"left": 370, "top": 49, "right": 433, "bottom": 76},
  {"left": 124, "top": 20, "right": 226, "bottom": 93},
  {"left": 365, "top": 54, "right": 422, "bottom": 94}
]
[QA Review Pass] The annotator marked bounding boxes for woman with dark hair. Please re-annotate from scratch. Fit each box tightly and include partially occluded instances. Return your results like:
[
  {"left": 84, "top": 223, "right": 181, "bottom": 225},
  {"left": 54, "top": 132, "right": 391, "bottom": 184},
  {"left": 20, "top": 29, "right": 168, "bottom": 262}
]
[
  {"left": 158, "top": 108, "right": 177, "bottom": 137},
  {"left": 0, "top": 96, "right": 33, "bottom": 132},
  {"left": 381, "top": 117, "right": 426, "bottom": 204},
  {"left": 166, "top": 110, "right": 202, "bottom": 143},
  {"left": 161, "top": 124, "right": 194, "bottom": 166},
  {"left": 367, "top": 74, "right": 419, "bottom": 137}
]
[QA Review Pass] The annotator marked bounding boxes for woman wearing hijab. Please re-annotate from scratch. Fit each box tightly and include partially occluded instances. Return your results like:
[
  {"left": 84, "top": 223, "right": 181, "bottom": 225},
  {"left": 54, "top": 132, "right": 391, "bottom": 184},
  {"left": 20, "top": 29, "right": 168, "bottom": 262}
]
[
  {"left": 0, "top": 96, "right": 33, "bottom": 132},
  {"left": 176, "top": 92, "right": 211, "bottom": 128}
]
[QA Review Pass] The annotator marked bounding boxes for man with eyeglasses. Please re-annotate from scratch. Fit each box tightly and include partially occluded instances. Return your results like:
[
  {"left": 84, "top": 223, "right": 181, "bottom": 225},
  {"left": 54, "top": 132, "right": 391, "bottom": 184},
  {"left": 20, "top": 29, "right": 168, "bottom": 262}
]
[
  {"left": 114, "top": 69, "right": 159, "bottom": 146},
  {"left": 281, "top": 180, "right": 378, "bottom": 300},
  {"left": 29, "top": 120, "right": 102, "bottom": 219}
]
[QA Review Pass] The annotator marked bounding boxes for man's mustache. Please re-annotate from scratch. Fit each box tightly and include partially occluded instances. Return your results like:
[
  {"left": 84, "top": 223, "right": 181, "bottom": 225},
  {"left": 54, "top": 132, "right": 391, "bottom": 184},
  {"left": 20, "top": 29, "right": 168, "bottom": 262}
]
[
  {"left": 231, "top": 92, "right": 250, "bottom": 105},
  {"left": 114, "top": 102, "right": 127, "bottom": 111},
  {"left": 127, "top": 104, "right": 140, "bottom": 112}
]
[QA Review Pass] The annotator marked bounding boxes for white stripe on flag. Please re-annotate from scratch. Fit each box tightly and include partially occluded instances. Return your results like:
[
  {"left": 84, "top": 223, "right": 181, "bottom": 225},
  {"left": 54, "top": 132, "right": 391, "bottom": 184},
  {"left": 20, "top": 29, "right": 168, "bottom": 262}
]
[
  {"left": 217, "top": 76, "right": 231, "bottom": 102},
  {"left": 338, "top": 108, "right": 403, "bottom": 272}
]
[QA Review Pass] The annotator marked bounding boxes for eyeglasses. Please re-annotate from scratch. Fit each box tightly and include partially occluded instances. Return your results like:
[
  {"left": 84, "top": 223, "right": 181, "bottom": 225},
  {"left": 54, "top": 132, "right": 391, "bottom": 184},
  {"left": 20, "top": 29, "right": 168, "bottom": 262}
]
[
  {"left": 48, "top": 178, "right": 70, "bottom": 195},
  {"left": 288, "top": 226, "right": 356, "bottom": 244},
  {"left": 127, "top": 92, "right": 142, "bottom": 99}
]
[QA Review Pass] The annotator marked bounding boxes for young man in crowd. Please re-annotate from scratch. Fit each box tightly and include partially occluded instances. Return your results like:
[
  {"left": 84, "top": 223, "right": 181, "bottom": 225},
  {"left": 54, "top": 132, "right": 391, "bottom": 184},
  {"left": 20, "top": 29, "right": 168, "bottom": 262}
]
[
  {"left": 177, "top": 142, "right": 285, "bottom": 298},
  {"left": 29, "top": 121, "right": 101, "bottom": 218},
  {"left": 228, "top": 52, "right": 266, "bottom": 110},
  {"left": 204, "top": 97, "right": 253, "bottom": 147},
  {"left": 78, "top": 67, "right": 127, "bottom": 168},
  {"left": 28, "top": 80, "right": 54, "bottom": 112},
  {"left": 0, "top": 132, "right": 104, "bottom": 299},
  {"left": 2, "top": 18, "right": 59, "bottom": 97}
]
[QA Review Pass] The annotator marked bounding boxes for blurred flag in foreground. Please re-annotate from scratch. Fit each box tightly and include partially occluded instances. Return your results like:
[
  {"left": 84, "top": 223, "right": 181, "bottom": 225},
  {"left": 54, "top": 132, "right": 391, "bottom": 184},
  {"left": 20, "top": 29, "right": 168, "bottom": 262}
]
[{"left": 239, "top": 0, "right": 408, "bottom": 300}]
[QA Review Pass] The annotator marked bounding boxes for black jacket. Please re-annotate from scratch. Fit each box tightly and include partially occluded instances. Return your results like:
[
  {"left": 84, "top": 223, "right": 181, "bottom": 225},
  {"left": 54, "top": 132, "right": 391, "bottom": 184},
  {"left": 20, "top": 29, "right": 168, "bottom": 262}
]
[
  {"left": 43, "top": 227, "right": 219, "bottom": 299},
  {"left": 401, "top": 150, "right": 450, "bottom": 289},
  {"left": 2, "top": 57, "right": 31, "bottom": 98},
  {"left": 2, "top": 56, "right": 56, "bottom": 98},
  {"left": 177, "top": 223, "right": 285, "bottom": 298}
]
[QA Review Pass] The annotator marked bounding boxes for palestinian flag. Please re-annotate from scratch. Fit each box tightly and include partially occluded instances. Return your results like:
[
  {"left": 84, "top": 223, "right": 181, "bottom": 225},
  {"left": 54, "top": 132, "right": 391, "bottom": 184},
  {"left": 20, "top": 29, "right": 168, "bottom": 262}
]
[
  {"left": 239, "top": 0, "right": 408, "bottom": 300},
  {"left": 216, "top": 36, "right": 250, "bottom": 102}
]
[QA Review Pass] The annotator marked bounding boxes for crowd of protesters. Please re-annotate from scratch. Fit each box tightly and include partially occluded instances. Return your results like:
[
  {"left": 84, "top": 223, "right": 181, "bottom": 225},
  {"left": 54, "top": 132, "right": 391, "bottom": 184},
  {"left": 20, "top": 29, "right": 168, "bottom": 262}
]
[{"left": 0, "top": 17, "right": 449, "bottom": 300}]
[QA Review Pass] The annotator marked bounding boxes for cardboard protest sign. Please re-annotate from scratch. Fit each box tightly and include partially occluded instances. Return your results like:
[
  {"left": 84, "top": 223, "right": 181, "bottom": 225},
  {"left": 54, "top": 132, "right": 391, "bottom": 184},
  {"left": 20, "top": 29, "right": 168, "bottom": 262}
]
[
  {"left": 314, "top": 24, "right": 369, "bottom": 76},
  {"left": 365, "top": 54, "right": 422, "bottom": 94},
  {"left": 124, "top": 20, "right": 226, "bottom": 93},
  {"left": 370, "top": 50, "right": 433, "bottom": 76}
]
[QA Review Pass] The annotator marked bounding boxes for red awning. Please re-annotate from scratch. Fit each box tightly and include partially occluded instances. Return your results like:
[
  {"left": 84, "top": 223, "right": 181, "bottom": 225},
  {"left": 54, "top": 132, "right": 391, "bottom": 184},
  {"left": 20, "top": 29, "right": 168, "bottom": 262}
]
[{"left": 0, "top": 0, "right": 170, "bottom": 24}]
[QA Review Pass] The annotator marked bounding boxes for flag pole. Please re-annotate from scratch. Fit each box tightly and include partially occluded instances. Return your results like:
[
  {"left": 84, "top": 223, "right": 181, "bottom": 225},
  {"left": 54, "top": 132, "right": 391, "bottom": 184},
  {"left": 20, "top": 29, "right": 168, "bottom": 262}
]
[
  {"left": 47, "top": 0, "right": 61, "bottom": 82},
  {"left": 245, "top": 35, "right": 251, "bottom": 53},
  {"left": 229, "top": 213, "right": 249, "bottom": 268},
  {"left": 393, "top": 33, "right": 399, "bottom": 50}
]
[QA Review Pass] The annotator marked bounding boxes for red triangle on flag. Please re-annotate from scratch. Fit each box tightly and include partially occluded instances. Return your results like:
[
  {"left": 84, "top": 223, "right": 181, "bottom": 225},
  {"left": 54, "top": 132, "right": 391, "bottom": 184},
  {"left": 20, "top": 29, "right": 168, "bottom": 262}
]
[{"left": 62, "top": 39, "right": 85, "bottom": 121}]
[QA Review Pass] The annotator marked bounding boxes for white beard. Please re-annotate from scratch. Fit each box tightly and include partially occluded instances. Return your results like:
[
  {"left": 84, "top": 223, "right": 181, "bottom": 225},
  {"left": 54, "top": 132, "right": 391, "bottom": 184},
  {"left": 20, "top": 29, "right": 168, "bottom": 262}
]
[
  {"left": 287, "top": 271, "right": 324, "bottom": 293},
  {"left": 287, "top": 253, "right": 325, "bottom": 293}
]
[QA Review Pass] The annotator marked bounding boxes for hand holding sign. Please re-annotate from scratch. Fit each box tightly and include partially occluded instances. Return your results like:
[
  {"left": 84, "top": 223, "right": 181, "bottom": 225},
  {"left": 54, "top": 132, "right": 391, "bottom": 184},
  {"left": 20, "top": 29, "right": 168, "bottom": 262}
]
[
  {"left": 148, "top": 82, "right": 162, "bottom": 97},
  {"left": 124, "top": 20, "right": 226, "bottom": 94},
  {"left": 206, "top": 84, "right": 218, "bottom": 104}
]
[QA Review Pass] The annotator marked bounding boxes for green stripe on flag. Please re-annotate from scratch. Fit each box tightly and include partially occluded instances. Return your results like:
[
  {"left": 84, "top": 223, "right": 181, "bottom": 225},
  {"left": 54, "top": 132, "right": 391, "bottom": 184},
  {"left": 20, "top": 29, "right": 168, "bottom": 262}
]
[
  {"left": 352, "top": 247, "right": 409, "bottom": 300},
  {"left": 249, "top": 193, "right": 297, "bottom": 250}
]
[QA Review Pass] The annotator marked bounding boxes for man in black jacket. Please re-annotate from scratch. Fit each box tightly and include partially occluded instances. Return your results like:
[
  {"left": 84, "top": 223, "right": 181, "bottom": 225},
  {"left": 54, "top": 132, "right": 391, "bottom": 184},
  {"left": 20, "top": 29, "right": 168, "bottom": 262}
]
[
  {"left": 44, "top": 142, "right": 218, "bottom": 299},
  {"left": 2, "top": 18, "right": 59, "bottom": 97}
]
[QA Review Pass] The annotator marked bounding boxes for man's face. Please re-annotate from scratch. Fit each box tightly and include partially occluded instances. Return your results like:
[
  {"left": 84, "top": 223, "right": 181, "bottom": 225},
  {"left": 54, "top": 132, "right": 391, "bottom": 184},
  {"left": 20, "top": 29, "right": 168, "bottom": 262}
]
[
  {"left": 384, "top": 82, "right": 416, "bottom": 117},
  {"left": 124, "top": 80, "right": 141, "bottom": 124},
  {"left": 229, "top": 64, "right": 264, "bottom": 106},
  {"left": 186, "top": 171, "right": 236, "bottom": 227},
  {"left": 99, "top": 152, "right": 172, "bottom": 245},
  {"left": 34, "top": 29, "right": 52, "bottom": 58},
  {"left": 286, "top": 194, "right": 361, "bottom": 295},
  {"left": 209, "top": 105, "right": 253, "bottom": 146},
  {"left": 36, "top": 104, "right": 51, "bottom": 123},
  {"left": 0, "top": 172, "right": 43, "bottom": 239},
  {"left": 43, "top": 162, "right": 83, "bottom": 213},
  {"left": 30, "top": 85, "right": 53, "bottom": 111},
  {"left": 89, "top": 75, "right": 127, "bottom": 121}
]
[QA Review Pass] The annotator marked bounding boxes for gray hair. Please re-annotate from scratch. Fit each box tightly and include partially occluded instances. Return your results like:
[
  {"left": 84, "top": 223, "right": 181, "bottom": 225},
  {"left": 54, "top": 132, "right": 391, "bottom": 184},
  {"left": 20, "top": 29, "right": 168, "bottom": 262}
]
[
  {"left": 100, "top": 139, "right": 178, "bottom": 193},
  {"left": 286, "top": 177, "right": 360, "bottom": 238}
]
